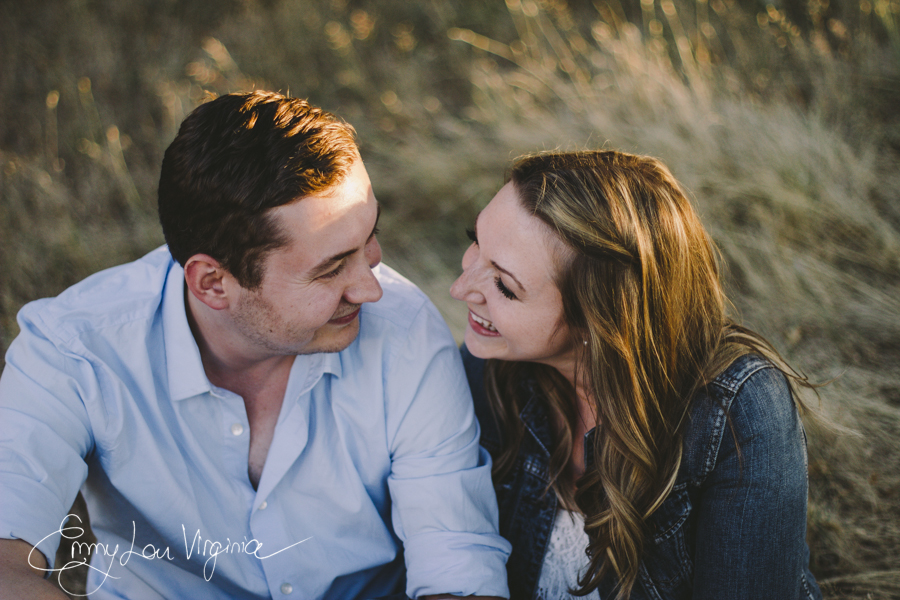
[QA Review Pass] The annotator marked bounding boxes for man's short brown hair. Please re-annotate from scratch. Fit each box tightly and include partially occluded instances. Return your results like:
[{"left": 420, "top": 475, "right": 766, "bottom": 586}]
[{"left": 157, "top": 91, "right": 359, "bottom": 288}]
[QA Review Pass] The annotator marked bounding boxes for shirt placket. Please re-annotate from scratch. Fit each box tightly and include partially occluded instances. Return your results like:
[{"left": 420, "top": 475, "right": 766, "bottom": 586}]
[
  {"left": 250, "top": 354, "right": 326, "bottom": 599},
  {"left": 211, "top": 388, "right": 253, "bottom": 487}
]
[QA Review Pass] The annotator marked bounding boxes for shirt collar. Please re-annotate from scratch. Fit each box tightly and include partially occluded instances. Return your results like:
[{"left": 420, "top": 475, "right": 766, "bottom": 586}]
[
  {"left": 321, "top": 351, "right": 343, "bottom": 379},
  {"left": 162, "top": 261, "right": 212, "bottom": 402},
  {"left": 281, "top": 351, "right": 343, "bottom": 407}
]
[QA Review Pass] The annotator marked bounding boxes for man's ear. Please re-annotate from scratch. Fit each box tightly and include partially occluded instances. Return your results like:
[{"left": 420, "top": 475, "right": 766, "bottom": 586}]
[{"left": 184, "top": 254, "right": 233, "bottom": 311}]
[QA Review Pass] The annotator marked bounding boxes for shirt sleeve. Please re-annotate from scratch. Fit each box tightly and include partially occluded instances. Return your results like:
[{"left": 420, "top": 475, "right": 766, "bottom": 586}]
[
  {"left": 383, "top": 301, "right": 511, "bottom": 599},
  {"left": 691, "top": 366, "right": 813, "bottom": 600},
  {"left": 0, "top": 309, "right": 94, "bottom": 570}
]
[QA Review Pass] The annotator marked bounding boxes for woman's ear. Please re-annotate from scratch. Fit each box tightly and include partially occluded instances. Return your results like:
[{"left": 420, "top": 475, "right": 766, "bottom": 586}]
[{"left": 183, "top": 254, "right": 232, "bottom": 311}]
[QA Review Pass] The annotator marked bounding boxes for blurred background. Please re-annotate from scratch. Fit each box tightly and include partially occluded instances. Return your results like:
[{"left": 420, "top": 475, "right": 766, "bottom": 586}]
[{"left": 1, "top": 0, "right": 899, "bottom": 597}]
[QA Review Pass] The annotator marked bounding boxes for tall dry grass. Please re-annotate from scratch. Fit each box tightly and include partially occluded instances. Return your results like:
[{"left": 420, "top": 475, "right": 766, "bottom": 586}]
[{"left": 1, "top": 0, "right": 899, "bottom": 597}]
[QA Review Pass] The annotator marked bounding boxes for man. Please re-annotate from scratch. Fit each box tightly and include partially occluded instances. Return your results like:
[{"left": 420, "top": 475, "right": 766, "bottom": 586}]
[{"left": 0, "top": 91, "right": 510, "bottom": 599}]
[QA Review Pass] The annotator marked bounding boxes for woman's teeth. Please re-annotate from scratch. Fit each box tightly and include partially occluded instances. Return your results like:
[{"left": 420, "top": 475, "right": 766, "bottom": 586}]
[{"left": 471, "top": 312, "right": 497, "bottom": 332}]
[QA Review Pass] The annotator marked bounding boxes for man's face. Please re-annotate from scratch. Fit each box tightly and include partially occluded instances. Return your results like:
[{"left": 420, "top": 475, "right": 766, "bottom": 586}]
[{"left": 230, "top": 158, "right": 383, "bottom": 357}]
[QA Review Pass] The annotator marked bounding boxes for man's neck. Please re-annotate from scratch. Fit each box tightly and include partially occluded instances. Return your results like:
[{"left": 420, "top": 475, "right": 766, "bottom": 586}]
[
  {"left": 184, "top": 289, "right": 293, "bottom": 399},
  {"left": 184, "top": 289, "right": 292, "bottom": 489}
]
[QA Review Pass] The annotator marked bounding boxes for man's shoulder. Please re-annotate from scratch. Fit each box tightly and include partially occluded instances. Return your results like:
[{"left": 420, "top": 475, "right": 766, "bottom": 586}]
[
  {"left": 353, "top": 263, "right": 459, "bottom": 374},
  {"left": 16, "top": 246, "right": 175, "bottom": 346},
  {"left": 361, "top": 263, "right": 434, "bottom": 331}
]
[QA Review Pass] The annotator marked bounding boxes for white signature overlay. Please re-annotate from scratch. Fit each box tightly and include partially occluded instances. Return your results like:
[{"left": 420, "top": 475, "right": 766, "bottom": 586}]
[{"left": 30, "top": 514, "right": 312, "bottom": 596}]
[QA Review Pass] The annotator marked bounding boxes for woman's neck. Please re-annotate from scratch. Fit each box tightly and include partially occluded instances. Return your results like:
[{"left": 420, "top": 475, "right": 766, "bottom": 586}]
[{"left": 547, "top": 353, "right": 599, "bottom": 486}]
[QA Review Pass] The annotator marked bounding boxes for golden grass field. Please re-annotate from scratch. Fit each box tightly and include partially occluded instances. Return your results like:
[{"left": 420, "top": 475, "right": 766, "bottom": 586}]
[{"left": 1, "top": 0, "right": 899, "bottom": 597}]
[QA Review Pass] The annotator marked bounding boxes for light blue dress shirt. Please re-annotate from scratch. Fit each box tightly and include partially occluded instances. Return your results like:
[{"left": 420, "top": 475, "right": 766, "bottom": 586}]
[{"left": 0, "top": 246, "right": 511, "bottom": 599}]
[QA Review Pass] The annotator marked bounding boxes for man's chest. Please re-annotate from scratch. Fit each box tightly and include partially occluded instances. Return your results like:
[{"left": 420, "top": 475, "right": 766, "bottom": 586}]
[{"left": 84, "top": 384, "right": 399, "bottom": 598}]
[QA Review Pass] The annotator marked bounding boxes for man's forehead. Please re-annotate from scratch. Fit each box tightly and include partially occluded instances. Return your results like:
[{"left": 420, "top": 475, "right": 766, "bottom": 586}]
[
  {"left": 277, "top": 174, "right": 373, "bottom": 230},
  {"left": 263, "top": 164, "right": 377, "bottom": 272},
  {"left": 315, "top": 161, "right": 370, "bottom": 200}
]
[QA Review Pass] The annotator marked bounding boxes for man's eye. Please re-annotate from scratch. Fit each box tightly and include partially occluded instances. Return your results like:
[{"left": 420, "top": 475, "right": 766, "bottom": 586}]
[
  {"left": 465, "top": 228, "right": 478, "bottom": 245},
  {"left": 319, "top": 263, "right": 346, "bottom": 280}
]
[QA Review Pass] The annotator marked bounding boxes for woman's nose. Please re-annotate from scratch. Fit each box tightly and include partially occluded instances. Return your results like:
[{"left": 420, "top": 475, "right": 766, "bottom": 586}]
[{"left": 450, "top": 245, "right": 485, "bottom": 304}]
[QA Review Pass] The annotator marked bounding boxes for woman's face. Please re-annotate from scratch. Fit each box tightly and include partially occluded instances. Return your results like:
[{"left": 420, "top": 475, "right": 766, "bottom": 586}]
[{"left": 450, "top": 182, "right": 577, "bottom": 373}]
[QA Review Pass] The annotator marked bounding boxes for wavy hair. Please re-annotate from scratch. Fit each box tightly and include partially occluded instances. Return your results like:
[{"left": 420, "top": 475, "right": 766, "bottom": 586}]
[{"left": 483, "top": 150, "right": 811, "bottom": 598}]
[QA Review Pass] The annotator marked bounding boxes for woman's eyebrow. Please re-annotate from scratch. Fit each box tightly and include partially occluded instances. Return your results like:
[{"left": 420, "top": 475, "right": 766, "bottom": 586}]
[{"left": 492, "top": 261, "right": 525, "bottom": 292}]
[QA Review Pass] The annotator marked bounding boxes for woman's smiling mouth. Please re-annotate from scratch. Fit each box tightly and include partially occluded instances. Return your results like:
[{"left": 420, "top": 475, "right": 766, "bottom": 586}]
[{"left": 469, "top": 310, "right": 500, "bottom": 336}]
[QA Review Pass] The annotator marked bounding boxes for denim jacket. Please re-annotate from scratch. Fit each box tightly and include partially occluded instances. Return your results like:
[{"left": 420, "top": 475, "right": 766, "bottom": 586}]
[{"left": 461, "top": 347, "right": 822, "bottom": 600}]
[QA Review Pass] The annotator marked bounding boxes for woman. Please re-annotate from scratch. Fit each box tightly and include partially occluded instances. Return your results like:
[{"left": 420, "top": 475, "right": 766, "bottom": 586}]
[{"left": 450, "top": 150, "right": 822, "bottom": 600}]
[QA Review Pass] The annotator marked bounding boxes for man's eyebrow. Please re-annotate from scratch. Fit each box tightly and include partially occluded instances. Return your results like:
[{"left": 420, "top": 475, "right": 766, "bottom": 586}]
[
  {"left": 473, "top": 213, "right": 526, "bottom": 293},
  {"left": 308, "top": 203, "right": 381, "bottom": 279}
]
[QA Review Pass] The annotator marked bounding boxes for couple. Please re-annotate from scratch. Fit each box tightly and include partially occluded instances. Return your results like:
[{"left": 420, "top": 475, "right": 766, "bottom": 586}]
[{"left": 0, "top": 91, "right": 821, "bottom": 600}]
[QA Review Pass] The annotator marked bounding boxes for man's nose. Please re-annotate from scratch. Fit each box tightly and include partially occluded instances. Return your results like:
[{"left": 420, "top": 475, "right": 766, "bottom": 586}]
[
  {"left": 367, "top": 237, "right": 382, "bottom": 269},
  {"left": 346, "top": 240, "right": 383, "bottom": 305}
]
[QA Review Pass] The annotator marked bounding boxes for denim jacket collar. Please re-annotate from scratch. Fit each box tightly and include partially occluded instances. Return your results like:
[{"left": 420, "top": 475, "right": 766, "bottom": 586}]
[
  {"left": 517, "top": 381, "right": 599, "bottom": 475},
  {"left": 518, "top": 394, "right": 553, "bottom": 463}
]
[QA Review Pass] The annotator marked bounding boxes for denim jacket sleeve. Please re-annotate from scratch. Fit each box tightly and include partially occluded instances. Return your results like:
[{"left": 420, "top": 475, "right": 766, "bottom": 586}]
[{"left": 683, "top": 356, "right": 820, "bottom": 600}]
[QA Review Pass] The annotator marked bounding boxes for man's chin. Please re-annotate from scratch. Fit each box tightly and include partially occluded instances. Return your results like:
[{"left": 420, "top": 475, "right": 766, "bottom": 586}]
[{"left": 295, "top": 320, "right": 360, "bottom": 355}]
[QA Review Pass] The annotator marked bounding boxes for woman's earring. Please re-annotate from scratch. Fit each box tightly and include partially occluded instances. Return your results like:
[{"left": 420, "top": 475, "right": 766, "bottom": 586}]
[{"left": 583, "top": 340, "right": 588, "bottom": 346}]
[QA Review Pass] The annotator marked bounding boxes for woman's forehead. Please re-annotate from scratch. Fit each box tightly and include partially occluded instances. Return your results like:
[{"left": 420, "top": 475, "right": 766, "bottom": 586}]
[{"left": 480, "top": 183, "right": 566, "bottom": 290}]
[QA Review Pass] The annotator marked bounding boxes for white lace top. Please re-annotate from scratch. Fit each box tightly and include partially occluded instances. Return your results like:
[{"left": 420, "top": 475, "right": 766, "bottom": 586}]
[{"left": 536, "top": 509, "right": 602, "bottom": 600}]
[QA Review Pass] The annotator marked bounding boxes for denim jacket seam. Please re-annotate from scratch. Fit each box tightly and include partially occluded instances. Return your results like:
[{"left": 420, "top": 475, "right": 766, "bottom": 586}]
[
  {"left": 696, "top": 357, "right": 774, "bottom": 482},
  {"left": 651, "top": 485, "right": 690, "bottom": 543},
  {"left": 519, "top": 396, "right": 553, "bottom": 459},
  {"left": 708, "top": 357, "right": 772, "bottom": 395},
  {"left": 637, "top": 562, "right": 666, "bottom": 600}
]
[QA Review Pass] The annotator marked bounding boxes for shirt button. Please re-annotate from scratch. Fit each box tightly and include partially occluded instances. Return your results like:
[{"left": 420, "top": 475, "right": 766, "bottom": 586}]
[
  {"left": 258, "top": 501, "right": 268, "bottom": 510},
  {"left": 280, "top": 582, "right": 293, "bottom": 595},
  {"left": 231, "top": 423, "right": 244, "bottom": 436}
]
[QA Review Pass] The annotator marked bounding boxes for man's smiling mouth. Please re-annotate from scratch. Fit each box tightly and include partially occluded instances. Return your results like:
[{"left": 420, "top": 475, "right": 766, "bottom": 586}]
[{"left": 330, "top": 306, "right": 361, "bottom": 324}]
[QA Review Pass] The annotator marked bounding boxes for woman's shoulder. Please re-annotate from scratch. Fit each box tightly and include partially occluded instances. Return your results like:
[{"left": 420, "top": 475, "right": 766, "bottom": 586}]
[
  {"left": 682, "top": 352, "right": 802, "bottom": 482},
  {"left": 693, "top": 352, "right": 794, "bottom": 424},
  {"left": 710, "top": 352, "right": 797, "bottom": 427},
  {"left": 707, "top": 352, "right": 787, "bottom": 398}
]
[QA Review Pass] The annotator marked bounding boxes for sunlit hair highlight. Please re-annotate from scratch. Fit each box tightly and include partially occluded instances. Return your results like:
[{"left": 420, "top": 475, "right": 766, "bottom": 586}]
[
  {"left": 483, "top": 150, "right": 811, "bottom": 598},
  {"left": 158, "top": 91, "right": 358, "bottom": 288}
]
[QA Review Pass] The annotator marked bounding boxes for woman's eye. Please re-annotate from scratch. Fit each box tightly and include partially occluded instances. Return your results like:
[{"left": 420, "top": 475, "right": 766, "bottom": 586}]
[
  {"left": 319, "top": 262, "right": 346, "bottom": 280},
  {"left": 465, "top": 228, "right": 478, "bottom": 245},
  {"left": 495, "top": 276, "right": 517, "bottom": 300}
]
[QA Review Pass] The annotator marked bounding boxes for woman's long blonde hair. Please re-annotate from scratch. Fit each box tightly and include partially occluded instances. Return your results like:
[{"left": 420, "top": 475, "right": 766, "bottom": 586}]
[{"left": 484, "top": 150, "right": 811, "bottom": 598}]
